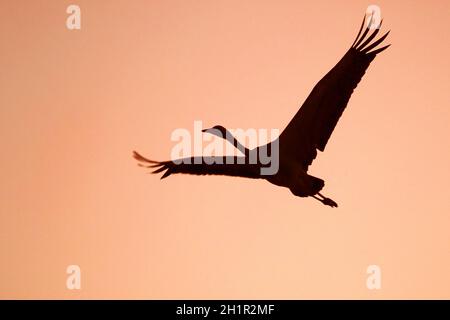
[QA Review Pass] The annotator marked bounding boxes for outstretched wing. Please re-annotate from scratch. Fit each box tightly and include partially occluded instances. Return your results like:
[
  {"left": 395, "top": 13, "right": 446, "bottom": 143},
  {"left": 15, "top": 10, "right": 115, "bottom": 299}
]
[
  {"left": 279, "top": 15, "right": 390, "bottom": 171},
  {"left": 133, "top": 151, "right": 262, "bottom": 179}
]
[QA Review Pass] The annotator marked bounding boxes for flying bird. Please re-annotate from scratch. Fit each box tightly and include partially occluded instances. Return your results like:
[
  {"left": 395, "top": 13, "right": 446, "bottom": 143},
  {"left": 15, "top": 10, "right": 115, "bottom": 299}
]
[{"left": 134, "top": 15, "right": 390, "bottom": 207}]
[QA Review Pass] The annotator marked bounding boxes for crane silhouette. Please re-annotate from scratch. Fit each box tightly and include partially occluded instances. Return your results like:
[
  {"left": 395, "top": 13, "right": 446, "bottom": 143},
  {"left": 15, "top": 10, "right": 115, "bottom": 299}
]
[{"left": 134, "top": 15, "right": 390, "bottom": 207}]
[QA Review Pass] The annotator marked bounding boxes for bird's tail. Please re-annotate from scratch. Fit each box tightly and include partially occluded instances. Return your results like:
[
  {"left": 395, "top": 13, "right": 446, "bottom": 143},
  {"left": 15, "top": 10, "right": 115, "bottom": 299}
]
[{"left": 308, "top": 175, "right": 325, "bottom": 195}]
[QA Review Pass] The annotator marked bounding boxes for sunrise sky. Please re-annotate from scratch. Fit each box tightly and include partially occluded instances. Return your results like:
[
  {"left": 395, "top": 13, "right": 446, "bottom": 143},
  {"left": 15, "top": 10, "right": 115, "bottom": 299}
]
[{"left": 1, "top": 0, "right": 449, "bottom": 299}]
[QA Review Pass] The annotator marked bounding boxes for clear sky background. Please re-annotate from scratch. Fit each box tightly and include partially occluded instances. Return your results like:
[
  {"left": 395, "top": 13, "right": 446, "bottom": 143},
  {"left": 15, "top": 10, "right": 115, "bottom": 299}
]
[{"left": 1, "top": 0, "right": 449, "bottom": 298}]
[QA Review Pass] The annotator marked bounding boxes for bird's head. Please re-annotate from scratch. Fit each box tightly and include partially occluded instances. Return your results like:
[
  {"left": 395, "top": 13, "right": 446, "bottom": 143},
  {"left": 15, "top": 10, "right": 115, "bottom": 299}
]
[{"left": 202, "top": 125, "right": 228, "bottom": 138}]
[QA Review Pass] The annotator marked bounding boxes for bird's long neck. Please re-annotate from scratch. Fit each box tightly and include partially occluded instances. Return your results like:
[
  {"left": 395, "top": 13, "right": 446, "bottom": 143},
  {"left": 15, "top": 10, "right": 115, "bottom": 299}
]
[{"left": 222, "top": 129, "right": 250, "bottom": 157}]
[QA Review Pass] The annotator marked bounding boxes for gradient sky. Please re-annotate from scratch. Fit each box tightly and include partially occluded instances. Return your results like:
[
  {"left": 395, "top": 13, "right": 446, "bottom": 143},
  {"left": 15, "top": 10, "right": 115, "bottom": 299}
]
[{"left": 1, "top": 0, "right": 449, "bottom": 299}]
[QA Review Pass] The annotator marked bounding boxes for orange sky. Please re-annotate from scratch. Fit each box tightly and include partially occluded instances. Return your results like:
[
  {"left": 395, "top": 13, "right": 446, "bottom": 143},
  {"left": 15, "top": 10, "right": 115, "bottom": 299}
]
[{"left": 1, "top": 0, "right": 449, "bottom": 299}]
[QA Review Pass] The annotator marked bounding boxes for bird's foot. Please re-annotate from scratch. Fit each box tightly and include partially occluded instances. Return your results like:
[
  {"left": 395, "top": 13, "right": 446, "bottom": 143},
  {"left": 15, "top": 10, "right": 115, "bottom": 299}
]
[
  {"left": 322, "top": 197, "right": 338, "bottom": 208},
  {"left": 312, "top": 193, "right": 339, "bottom": 208}
]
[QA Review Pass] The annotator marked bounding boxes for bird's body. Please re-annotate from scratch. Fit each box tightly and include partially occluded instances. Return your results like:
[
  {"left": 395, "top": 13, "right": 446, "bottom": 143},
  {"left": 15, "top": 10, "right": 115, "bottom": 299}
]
[{"left": 134, "top": 15, "right": 390, "bottom": 207}]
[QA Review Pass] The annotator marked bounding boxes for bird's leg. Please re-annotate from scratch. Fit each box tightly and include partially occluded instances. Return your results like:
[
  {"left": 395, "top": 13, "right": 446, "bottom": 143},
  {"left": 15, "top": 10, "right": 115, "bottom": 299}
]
[
  {"left": 312, "top": 195, "right": 324, "bottom": 203},
  {"left": 314, "top": 193, "right": 338, "bottom": 208}
]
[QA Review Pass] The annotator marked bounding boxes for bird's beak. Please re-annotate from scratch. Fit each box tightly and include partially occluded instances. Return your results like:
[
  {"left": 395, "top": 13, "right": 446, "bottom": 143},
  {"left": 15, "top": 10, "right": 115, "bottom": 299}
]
[{"left": 201, "top": 128, "right": 209, "bottom": 133}]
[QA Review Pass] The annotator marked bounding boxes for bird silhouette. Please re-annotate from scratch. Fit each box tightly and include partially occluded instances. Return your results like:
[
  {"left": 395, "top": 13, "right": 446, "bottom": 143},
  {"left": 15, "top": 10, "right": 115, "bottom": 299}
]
[{"left": 134, "top": 14, "right": 390, "bottom": 207}]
